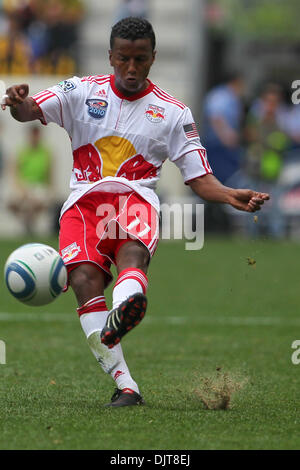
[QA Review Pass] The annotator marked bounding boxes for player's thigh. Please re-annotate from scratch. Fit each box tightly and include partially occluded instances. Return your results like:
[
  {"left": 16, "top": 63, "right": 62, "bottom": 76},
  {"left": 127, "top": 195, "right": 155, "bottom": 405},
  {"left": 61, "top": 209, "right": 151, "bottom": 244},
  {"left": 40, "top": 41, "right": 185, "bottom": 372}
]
[
  {"left": 69, "top": 263, "right": 106, "bottom": 306},
  {"left": 116, "top": 240, "right": 150, "bottom": 275}
]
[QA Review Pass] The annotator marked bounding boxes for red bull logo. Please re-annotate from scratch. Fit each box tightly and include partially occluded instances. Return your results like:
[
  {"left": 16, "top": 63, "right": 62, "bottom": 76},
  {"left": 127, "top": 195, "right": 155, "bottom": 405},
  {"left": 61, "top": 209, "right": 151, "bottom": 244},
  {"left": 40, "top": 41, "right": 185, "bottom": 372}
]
[
  {"left": 145, "top": 104, "right": 165, "bottom": 123},
  {"left": 61, "top": 242, "right": 81, "bottom": 263}
]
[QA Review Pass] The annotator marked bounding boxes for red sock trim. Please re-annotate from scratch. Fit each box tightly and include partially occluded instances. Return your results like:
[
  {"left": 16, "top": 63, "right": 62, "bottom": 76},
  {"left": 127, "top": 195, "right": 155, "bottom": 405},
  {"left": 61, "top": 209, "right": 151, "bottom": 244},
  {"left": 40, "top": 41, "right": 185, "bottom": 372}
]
[
  {"left": 77, "top": 296, "right": 107, "bottom": 317},
  {"left": 114, "top": 268, "right": 148, "bottom": 294}
]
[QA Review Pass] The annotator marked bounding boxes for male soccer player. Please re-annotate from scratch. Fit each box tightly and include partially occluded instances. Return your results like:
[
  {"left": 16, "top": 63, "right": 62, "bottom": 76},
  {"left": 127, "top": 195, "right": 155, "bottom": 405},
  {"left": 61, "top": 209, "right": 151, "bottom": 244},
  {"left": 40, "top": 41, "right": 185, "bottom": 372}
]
[{"left": 2, "top": 17, "right": 269, "bottom": 407}]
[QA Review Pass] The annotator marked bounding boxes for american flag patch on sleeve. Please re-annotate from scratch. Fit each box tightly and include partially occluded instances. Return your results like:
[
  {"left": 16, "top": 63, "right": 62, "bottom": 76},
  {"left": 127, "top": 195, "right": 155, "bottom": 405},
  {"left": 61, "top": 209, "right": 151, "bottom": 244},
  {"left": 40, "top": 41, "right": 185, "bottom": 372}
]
[{"left": 183, "top": 123, "right": 199, "bottom": 139}]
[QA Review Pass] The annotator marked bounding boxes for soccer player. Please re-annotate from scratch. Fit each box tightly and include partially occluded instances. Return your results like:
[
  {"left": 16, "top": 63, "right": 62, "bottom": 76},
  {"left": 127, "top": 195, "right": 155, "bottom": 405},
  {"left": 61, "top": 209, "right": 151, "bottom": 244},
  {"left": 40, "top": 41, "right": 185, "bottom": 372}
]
[{"left": 2, "top": 17, "right": 269, "bottom": 407}]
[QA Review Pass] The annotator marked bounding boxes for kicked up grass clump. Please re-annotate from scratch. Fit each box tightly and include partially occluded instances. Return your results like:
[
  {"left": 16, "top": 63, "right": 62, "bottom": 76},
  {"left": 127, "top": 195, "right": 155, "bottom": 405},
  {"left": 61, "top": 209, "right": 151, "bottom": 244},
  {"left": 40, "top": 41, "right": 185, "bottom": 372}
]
[{"left": 194, "top": 368, "right": 248, "bottom": 410}]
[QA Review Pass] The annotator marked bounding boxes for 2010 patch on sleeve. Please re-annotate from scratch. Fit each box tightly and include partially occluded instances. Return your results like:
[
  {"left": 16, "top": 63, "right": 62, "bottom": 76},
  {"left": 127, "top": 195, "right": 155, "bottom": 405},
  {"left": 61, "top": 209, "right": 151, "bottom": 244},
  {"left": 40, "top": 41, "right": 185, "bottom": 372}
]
[{"left": 57, "top": 80, "right": 76, "bottom": 93}]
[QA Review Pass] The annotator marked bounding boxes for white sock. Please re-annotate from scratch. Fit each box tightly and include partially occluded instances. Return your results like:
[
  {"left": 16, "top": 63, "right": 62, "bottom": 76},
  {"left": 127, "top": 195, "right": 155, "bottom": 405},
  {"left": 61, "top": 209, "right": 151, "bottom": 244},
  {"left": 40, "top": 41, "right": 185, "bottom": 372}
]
[
  {"left": 113, "top": 268, "right": 148, "bottom": 309},
  {"left": 77, "top": 296, "right": 139, "bottom": 393}
]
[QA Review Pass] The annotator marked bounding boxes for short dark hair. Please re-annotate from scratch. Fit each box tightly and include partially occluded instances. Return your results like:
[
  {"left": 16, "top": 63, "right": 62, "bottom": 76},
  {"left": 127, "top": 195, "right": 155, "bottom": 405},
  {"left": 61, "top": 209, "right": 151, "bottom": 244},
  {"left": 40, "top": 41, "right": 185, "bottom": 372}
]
[{"left": 110, "top": 17, "right": 156, "bottom": 51}]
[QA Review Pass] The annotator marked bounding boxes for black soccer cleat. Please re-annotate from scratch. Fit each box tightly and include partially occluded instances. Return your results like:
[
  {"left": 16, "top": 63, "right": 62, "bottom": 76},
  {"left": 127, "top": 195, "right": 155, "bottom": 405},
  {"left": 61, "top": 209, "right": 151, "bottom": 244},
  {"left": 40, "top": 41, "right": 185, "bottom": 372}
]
[
  {"left": 104, "top": 388, "right": 145, "bottom": 407},
  {"left": 100, "top": 293, "right": 147, "bottom": 349}
]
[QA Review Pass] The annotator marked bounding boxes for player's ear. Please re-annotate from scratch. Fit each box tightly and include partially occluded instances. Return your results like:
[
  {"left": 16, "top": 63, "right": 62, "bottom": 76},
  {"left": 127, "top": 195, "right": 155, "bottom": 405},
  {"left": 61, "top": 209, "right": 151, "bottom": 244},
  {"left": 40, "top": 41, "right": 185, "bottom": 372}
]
[
  {"left": 151, "top": 50, "right": 156, "bottom": 65},
  {"left": 109, "top": 50, "right": 113, "bottom": 66}
]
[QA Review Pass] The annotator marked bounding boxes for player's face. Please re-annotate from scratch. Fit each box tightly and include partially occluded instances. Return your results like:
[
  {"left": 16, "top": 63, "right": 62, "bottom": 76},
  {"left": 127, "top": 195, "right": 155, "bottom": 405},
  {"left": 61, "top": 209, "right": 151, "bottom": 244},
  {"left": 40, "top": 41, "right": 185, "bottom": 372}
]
[{"left": 109, "top": 38, "right": 156, "bottom": 96}]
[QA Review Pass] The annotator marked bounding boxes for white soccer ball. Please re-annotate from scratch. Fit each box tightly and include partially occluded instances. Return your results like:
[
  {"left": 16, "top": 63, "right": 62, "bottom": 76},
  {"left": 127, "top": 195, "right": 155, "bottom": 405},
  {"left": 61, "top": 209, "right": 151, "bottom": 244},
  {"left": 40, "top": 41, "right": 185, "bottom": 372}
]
[{"left": 4, "top": 243, "right": 67, "bottom": 306}]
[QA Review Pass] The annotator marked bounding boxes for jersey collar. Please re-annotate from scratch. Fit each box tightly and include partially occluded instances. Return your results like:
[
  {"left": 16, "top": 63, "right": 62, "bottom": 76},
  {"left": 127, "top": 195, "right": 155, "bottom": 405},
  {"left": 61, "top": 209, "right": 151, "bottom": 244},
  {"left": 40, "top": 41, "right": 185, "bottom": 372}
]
[{"left": 110, "top": 74, "right": 154, "bottom": 101}]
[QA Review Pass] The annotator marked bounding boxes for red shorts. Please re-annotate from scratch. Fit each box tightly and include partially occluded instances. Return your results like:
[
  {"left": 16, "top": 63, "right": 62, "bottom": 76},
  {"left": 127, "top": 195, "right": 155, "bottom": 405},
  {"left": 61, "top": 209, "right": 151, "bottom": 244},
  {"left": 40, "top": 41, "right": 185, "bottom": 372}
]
[{"left": 59, "top": 191, "right": 159, "bottom": 287}]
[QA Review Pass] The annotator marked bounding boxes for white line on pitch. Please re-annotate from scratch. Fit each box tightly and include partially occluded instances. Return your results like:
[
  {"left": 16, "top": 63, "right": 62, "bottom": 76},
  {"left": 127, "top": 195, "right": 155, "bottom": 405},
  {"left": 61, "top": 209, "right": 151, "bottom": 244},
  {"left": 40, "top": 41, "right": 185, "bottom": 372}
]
[{"left": 0, "top": 312, "right": 299, "bottom": 327}]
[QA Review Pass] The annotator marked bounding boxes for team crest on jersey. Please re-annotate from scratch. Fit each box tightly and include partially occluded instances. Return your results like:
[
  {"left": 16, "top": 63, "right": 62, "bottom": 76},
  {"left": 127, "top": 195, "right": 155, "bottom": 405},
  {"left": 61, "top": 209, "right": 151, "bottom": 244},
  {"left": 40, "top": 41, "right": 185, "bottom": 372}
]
[
  {"left": 57, "top": 80, "right": 76, "bottom": 92},
  {"left": 145, "top": 104, "right": 165, "bottom": 123},
  {"left": 61, "top": 242, "right": 81, "bottom": 262},
  {"left": 85, "top": 99, "right": 108, "bottom": 119}
]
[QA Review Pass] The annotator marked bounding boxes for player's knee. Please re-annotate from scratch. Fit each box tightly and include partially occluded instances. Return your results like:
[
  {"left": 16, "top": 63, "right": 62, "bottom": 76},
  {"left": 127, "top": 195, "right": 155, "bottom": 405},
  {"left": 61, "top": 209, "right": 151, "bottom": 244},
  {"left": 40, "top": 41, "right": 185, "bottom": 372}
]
[
  {"left": 69, "top": 263, "right": 105, "bottom": 304},
  {"left": 117, "top": 241, "right": 150, "bottom": 273}
]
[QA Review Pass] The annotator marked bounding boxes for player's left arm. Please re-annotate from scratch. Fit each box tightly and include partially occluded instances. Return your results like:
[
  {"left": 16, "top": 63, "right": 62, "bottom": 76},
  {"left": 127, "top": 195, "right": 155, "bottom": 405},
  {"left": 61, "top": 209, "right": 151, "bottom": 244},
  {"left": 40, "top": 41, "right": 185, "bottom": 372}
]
[{"left": 188, "top": 174, "right": 270, "bottom": 213}]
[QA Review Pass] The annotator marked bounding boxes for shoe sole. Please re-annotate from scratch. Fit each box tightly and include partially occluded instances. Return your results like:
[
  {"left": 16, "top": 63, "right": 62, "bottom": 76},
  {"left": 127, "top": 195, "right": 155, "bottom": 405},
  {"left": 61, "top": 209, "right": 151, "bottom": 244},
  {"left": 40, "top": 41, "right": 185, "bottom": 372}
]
[{"left": 101, "top": 293, "right": 147, "bottom": 349}]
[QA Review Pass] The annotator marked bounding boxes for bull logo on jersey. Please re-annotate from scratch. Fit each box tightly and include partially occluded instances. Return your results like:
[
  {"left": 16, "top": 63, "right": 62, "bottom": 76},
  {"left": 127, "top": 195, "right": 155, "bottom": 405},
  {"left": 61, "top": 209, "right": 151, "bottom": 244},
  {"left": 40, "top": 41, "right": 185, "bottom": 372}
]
[
  {"left": 61, "top": 242, "right": 81, "bottom": 262},
  {"left": 145, "top": 104, "right": 165, "bottom": 123},
  {"left": 73, "top": 137, "right": 159, "bottom": 183},
  {"left": 85, "top": 99, "right": 108, "bottom": 119}
]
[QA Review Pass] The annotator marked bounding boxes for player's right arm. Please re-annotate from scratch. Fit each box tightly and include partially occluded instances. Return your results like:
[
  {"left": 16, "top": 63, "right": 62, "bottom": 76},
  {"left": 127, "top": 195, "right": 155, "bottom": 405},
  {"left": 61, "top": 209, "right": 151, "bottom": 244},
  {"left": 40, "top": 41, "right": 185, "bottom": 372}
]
[{"left": 2, "top": 84, "right": 42, "bottom": 122}]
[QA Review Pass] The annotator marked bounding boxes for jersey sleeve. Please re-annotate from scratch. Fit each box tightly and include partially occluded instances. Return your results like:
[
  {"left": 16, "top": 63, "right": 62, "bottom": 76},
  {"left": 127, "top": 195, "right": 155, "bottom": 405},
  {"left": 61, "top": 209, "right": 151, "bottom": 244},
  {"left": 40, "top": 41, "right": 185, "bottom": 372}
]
[
  {"left": 168, "top": 106, "right": 213, "bottom": 183},
  {"left": 30, "top": 76, "right": 81, "bottom": 132}
]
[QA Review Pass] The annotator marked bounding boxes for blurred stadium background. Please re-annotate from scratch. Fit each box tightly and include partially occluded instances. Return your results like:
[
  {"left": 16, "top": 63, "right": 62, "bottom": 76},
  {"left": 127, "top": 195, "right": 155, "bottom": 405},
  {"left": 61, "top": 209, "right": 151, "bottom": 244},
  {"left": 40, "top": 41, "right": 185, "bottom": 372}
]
[
  {"left": 0, "top": 0, "right": 300, "bottom": 238},
  {"left": 2, "top": 1, "right": 300, "bottom": 450}
]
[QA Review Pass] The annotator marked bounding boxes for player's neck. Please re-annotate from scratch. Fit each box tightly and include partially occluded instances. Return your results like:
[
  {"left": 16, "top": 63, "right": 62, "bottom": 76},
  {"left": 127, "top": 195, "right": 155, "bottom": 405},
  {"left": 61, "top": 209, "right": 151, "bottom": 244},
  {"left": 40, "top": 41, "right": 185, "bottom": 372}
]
[{"left": 110, "top": 75, "right": 153, "bottom": 101}]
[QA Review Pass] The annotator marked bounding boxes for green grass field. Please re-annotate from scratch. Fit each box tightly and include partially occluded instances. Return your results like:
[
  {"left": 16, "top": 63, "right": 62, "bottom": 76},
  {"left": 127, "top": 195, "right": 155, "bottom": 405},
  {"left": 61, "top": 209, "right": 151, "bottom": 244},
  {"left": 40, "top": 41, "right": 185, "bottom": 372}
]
[{"left": 1, "top": 236, "right": 300, "bottom": 450}]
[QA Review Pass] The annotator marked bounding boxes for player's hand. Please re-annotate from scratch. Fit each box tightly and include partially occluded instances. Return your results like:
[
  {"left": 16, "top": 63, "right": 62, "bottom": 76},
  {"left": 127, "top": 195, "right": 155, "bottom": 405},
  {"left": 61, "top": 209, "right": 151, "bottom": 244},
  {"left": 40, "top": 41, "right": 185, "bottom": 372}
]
[
  {"left": 228, "top": 189, "right": 270, "bottom": 212},
  {"left": 1, "top": 84, "right": 29, "bottom": 110}
]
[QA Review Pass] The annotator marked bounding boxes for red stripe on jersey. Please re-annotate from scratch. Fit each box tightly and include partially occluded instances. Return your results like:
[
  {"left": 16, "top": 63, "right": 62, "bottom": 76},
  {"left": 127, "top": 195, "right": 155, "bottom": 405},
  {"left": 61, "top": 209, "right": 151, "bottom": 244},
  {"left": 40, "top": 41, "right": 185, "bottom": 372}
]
[
  {"left": 81, "top": 75, "right": 110, "bottom": 85},
  {"left": 153, "top": 89, "right": 186, "bottom": 110},
  {"left": 83, "top": 74, "right": 110, "bottom": 81},
  {"left": 82, "top": 78, "right": 110, "bottom": 84},
  {"left": 33, "top": 91, "right": 55, "bottom": 103},
  {"left": 153, "top": 86, "right": 186, "bottom": 109},
  {"left": 32, "top": 90, "right": 52, "bottom": 100},
  {"left": 154, "top": 86, "right": 186, "bottom": 107},
  {"left": 197, "top": 149, "right": 212, "bottom": 174},
  {"left": 35, "top": 93, "right": 56, "bottom": 105},
  {"left": 82, "top": 77, "right": 110, "bottom": 83}
]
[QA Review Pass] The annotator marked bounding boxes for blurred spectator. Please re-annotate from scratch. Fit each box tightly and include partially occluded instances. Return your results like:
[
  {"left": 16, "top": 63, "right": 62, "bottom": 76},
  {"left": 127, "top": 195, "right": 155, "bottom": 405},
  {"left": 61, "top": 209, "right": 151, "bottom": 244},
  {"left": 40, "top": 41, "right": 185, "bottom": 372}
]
[
  {"left": 243, "top": 83, "right": 290, "bottom": 238},
  {"left": 0, "top": 0, "right": 84, "bottom": 74},
  {"left": 40, "top": 0, "right": 84, "bottom": 74},
  {"left": 281, "top": 103, "right": 300, "bottom": 149},
  {"left": 201, "top": 72, "right": 245, "bottom": 233},
  {"left": 203, "top": 72, "right": 245, "bottom": 184},
  {"left": 8, "top": 125, "right": 53, "bottom": 235},
  {"left": 0, "top": 121, "right": 4, "bottom": 199},
  {"left": 115, "top": 0, "right": 150, "bottom": 23}
]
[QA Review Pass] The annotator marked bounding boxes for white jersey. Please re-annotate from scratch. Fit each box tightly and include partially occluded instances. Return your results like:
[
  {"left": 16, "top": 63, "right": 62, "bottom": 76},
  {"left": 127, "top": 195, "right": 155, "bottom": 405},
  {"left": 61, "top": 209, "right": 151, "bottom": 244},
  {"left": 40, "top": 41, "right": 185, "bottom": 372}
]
[{"left": 31, "top": 74, "right": 212, "bottom": 216}]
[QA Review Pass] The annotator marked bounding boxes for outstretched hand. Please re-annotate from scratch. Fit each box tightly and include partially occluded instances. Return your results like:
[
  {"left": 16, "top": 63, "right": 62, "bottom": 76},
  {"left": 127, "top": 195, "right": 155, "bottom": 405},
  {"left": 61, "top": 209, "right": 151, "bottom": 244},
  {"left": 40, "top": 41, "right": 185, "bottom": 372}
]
[
  {"left": 228, "top": 189, "right": 270, "bottom": 212},
  {"left": 1, "top": 84, "right": 29, "bottom": 110}
]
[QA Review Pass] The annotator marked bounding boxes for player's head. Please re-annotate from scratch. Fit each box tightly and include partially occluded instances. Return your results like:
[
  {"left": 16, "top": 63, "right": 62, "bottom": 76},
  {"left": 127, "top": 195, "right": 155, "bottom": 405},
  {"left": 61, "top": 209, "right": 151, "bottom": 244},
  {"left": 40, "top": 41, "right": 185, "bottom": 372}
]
[
  {"left": 110, "top": 17, "right": 156, "bottom": 51},
  {"left": 109, "top": 17, "right": 156, "bottom": 97}
]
